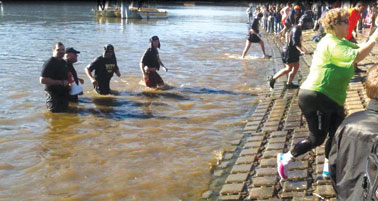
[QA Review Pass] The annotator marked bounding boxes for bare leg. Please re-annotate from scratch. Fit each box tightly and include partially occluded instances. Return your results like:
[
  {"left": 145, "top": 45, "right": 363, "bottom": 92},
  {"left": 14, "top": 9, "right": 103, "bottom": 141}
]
[
  {"left": 273, "top": 64, "right": 293, "bottom": 80},
  {"left": 287, "top": 62, "right": 299, "bottom": 84},
  {"left": 242, "top": 40, "right": 252, "bottom": 58},
  {"left": 259, "top": 40, "right": 266, "bottom": 56}
]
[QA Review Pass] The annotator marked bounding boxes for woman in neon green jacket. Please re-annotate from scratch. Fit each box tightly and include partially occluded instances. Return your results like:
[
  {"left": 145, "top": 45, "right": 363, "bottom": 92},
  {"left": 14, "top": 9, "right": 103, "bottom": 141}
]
[{"left": 276, "top": 8, "right": 378, "bottom": 181}]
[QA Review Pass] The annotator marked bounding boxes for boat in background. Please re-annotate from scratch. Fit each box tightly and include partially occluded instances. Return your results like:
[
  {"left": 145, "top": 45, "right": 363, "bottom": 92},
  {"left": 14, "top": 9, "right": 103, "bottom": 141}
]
[
  {"left": 130, "top": 7, "right": 167, "bottom": 19},
  {"left": 93, "top": 0, "right": 168, "bottom": 19}
]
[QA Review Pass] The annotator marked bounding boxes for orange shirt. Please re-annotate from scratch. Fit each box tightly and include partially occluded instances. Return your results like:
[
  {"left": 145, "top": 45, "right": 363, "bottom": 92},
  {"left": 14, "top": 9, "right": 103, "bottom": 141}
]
[{"left": 346, "top": 8, "right": 361, "bottom": 40}]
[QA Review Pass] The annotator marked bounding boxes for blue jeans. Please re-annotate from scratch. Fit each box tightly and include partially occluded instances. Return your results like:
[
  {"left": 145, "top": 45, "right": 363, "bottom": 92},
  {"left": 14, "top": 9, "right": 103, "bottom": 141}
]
[{"left": 274, "top": 22, "right": 282, "bottom": 34}]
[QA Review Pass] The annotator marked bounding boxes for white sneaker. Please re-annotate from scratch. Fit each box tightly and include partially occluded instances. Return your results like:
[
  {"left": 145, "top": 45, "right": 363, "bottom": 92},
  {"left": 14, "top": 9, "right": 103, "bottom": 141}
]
[
  {"left": 322, "top": 159, "right": 330, "bottom": 178},
  {"left": 277, "top": 153, "right": 290, "bottom": 180}
]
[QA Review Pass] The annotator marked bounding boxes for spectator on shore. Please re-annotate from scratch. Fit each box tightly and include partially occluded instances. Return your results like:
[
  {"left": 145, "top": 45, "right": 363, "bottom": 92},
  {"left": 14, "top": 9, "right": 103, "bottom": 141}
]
[
  {"left": 329, "top": 65, "right": 378, "bottom": 201},
  {"left": 242, "top": 13, "right": 271, "bottom": 59},
  {"left": 273, "top": 6, "right": 282, "bottom": 34},
  {"left": 367, "top": 3, "right": 377, "bottom": 37},
  {"left": 346, "top": 1, "right": 367, "bottom": 43},
  {"left": 262, "top": 5, "right": 269, "bottom": 31},
  {"left": 312, "top": 2, "right": 323, "bottom": 31},
  {"left": 276, "top": 8, "right": 378, "bottom": 181},
  {"left": 269, "top": 15, "right": 311, "bottom": 90},
  {"left": 85, "top": 44, "right": 121, "bottom": 95},
  {"left": 40, "top": 42, "right": 70, "bottom": 113},
  {"left": 312, "top": 2, "right": 330, "bottom": 43},
  {"left": 253, "top": 6, "right": 260, "bottom": 18},
  {"left": 279, "top": 3, "right": 292, "bottom": 40},
  {"left": 140, "top": 36, "right": 168, "bottom": 89},
  {"left": 347, "top": 1, "right": 368, "bottom": 73},
  {"left": 267, "top": 5, "right": 274, "bottom": 33},
  {"left": 246, "top": 4, "right": 253, "bottom": 24},
  {"left": 288, "top": 5, "right": 302, "bottom": 26},
  {"left": 64, "top": 47, "right": 84, "bottom": 103}
]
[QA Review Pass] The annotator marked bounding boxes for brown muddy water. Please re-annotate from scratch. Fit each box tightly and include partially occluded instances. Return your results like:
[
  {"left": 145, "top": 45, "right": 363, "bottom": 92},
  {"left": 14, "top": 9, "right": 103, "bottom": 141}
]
[{"left": 0, "top": 2, "right": 274, "bottom": 200}]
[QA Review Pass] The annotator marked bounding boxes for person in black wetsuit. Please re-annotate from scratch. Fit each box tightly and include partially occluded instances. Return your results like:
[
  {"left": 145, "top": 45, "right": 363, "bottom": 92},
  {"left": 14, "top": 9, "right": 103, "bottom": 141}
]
[
  {"left": 40, "top": 42, "right": 70, "bottom": 113},
  {"left": 64, "top": 47, "right": 84, "bottom": 102},
  {"left": 242, "top": 13, "right": 271, "bottom": 59},
  {"left": 140, "top": 36, "right": 168, "bottom": 88},
  {"left": 85, "top": 44, "right": 121, "bottom": 95}
]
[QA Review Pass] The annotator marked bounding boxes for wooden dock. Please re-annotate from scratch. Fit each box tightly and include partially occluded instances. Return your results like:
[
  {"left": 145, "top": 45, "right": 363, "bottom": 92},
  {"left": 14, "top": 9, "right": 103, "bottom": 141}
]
[{"left": 201, "top": 29, "right": 377, "bottom": 201}]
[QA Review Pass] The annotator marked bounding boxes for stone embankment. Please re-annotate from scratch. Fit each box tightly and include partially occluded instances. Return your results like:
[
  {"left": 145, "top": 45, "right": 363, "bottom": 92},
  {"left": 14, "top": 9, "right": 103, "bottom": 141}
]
[{"left": 201, "top": 29, "right": 377, "bottom": 201}]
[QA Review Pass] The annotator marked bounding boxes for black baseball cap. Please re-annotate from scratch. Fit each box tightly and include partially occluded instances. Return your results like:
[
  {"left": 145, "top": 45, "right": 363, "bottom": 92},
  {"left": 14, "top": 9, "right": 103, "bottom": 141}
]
[{"left": 65, "top": 47, "right": 80, "bottom": 54}]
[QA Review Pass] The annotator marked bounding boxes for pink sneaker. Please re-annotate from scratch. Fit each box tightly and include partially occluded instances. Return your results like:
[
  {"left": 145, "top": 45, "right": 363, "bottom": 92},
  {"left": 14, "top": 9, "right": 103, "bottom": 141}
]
[{"left": 277, "top": 153, "right": 289, "bottom": 180}]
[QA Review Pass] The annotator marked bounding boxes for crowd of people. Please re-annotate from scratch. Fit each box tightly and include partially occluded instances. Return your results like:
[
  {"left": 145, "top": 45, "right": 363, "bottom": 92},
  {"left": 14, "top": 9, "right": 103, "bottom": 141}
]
[
  {"left": 244, "top": 1, "right": 378, "bottom": 91},
  {"left": 246, "top": 1, "right": 378, "bottom": 40},
  {"left": 245, "top": 1, "right": 378, "bottom": 200}
]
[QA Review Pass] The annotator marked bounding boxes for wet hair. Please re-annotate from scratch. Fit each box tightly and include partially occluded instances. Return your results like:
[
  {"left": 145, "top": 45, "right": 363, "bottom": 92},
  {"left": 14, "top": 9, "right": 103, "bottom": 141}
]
[
  {"left": 104, "top": 44, "right": 114, "bottom": 52},
  {"left": 103, "top": 44, "right": 116, "bottom": 60},
  {"left": 149, "top": 35, "right": 160, "bottom": 49},
  {"left": 366, "top": 65, "right": 378, "bottom": 99},
  {"left": 320, "top": 8, "right": 349, "bottom": 35},
  {"left": 53, "top": 42, "right": 64, "bottom": 50}
]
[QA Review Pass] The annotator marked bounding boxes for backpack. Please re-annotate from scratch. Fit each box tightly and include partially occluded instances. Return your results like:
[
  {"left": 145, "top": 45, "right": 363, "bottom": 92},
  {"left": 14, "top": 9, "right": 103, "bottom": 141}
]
[{"left": 363, "top": 140, "right": 378, "bottom": 201}]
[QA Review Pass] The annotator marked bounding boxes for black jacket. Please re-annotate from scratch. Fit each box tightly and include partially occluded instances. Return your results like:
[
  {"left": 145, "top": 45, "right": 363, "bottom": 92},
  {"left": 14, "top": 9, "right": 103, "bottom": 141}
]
[{"left": 329, "top": 99, "right": 378, "bottom": 201}]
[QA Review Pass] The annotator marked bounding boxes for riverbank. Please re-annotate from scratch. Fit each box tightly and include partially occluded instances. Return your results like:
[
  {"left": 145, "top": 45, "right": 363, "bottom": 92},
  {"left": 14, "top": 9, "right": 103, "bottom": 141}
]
[{"left": 202, "top": 28, "right": 377, "bottom": 200}]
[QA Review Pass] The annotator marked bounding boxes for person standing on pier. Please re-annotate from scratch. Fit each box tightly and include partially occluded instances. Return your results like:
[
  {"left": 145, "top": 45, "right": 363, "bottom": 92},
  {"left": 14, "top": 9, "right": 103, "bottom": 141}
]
[
  {"left": 269, "top": 15, "right": 311, "bottom": 89},
  {"left": 246, "top": 4, "right": 253, "bottom": 24},
  {"left": 140, "top": 36, "right": 168, "bottom": 89},
  {"left": 85, "top": 44, "right": 121, "bottom": 95},
  {"left": 241, "top": 13, "right": 271, "bottom": 59},
  {"left": 40, "top": 42, "right": 70, "bottom": 113},
  {"left": 276, "top": 8, "right": 378, "bottom": 181},
  {"left": 346, "top": 1, "right": 367, "bottom": 73}
]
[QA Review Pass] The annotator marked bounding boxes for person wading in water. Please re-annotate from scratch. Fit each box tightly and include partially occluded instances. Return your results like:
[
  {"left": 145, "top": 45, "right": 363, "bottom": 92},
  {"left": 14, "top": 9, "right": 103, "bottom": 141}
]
[{"left": 140, "top": 36, "right": 168, "bottom": 89}]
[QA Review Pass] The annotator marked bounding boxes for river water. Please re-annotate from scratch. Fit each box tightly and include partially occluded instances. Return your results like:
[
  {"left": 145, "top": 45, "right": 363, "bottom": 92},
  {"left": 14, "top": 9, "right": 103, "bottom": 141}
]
[{"left": 0, "top": 2, "right": 273, "bottom": 200}]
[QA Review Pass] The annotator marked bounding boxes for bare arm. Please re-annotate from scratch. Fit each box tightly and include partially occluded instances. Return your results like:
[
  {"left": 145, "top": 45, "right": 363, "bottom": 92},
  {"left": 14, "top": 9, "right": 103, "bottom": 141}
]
[
  {"left": 354, "top": 40, "right": 377, "bottom": 64},
  {"left": 157, "top": 55, "right": 168, "bottom": 72},
  {"left": 85, "top": 66, "right": 98, "bottom": 87},
  {"left": 115, "top": 69, "right": 121, "bottom": 77},
  {"left": 250, "top": 28, "right": 258, "bottom": 35},
  {"left": 40, "top": 77, "right": 68, "bottom": 87},
  {"left": 78, "top": 78, "right": 84, "bottom": 84},
  {"left": 140, "top": 62, "right": 147, "bottom": 78},
  {"left": 296, "top": 37, "right": 307, "bottom": 54}
]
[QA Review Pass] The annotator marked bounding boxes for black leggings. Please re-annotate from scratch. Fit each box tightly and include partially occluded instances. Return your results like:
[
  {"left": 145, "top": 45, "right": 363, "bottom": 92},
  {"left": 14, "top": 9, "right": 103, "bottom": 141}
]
[{"left": 291, "top": 89, "right": 345, "bottom": 159}]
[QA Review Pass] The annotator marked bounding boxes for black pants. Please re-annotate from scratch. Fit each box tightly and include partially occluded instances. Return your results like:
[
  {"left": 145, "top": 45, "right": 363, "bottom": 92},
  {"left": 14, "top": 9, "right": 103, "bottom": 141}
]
[
  {"left": 291, "top": 89, "right": 345, "bottom": 158},
  {"left": 95, "top": 79, "right": 111, "bottom": 95},
  {"left": 45, "top": 91, "right": 69, "bottom": 113}
]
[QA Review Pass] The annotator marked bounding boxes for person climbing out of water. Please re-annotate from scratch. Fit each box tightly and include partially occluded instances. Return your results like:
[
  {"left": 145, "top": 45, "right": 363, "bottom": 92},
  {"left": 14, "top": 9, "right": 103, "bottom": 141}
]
[
  {"left": 140, "top": 36, "right": 168, "bottom": 88},
  {"left": 241, "top": 13, "right": 272, "bottom": 59},
  {"left": 269, "top": 15, "right": 312, "bottom": 90},
  {"left": 85, "top": 44, "right": 121, "bottom": 95}
]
